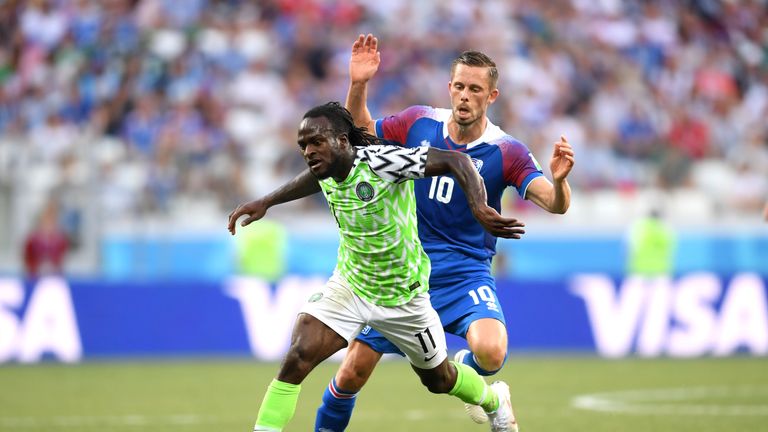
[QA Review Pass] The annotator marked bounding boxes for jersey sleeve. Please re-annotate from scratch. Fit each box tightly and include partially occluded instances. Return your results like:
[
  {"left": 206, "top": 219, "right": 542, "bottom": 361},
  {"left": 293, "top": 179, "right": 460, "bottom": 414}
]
[
  {"left": 498, "top": 138, "right": 544, "bottom": 198},
  {"left": 374, "top": 105, "right": 434, "bottom": 144},
  {"left": 359, "top": 145, "right": 429, "bottom": 183}
]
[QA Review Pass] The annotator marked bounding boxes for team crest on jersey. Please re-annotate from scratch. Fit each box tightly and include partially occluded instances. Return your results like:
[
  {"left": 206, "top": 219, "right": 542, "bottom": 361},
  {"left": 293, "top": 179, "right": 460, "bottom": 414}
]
[
  {"left": 355, "top": 182, "right": 375, "bottom": 201},
  {"left": 471, "top": 158, "right": 484, "bottom": 172}
]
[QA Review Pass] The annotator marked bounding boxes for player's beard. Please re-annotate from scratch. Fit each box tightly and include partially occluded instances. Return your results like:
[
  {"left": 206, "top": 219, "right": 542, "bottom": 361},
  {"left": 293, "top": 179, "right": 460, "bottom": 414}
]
[
  {"left": 453, "top": 107, "right": 479, "bottom": 127},
  {"left": 309, "top": 162, "right": 330, "bottom": 179},
  {"left": 309, "top": 157, "right": 342, "bottom": 180},
  {"left": 453, "top": 115, "right": 477, "bottom": 128}
]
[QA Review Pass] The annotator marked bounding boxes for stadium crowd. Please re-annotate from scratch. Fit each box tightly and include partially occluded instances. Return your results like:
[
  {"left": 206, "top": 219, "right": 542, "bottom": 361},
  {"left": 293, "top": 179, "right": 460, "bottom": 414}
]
[{"left": 0, "top": 0, "right": 766, "bottom": 251}]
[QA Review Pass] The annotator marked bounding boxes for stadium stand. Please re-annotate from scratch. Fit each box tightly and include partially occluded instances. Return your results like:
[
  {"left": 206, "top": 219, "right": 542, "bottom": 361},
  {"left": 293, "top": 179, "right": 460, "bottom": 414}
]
[{"left": 0, "top": 0, "right": 765, "bottom": 275}]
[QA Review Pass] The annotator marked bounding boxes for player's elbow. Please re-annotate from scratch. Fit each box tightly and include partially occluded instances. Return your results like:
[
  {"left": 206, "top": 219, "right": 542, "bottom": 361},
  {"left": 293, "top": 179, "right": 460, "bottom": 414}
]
[
  {"left": 425, "top": 148, "right": 472, "bottom": 177},
  {"left": 446, "top": 152, "right": 473, "bottom": 175},
  {"left": 552, "top": 204, "right": 569, "bottom": 215}
]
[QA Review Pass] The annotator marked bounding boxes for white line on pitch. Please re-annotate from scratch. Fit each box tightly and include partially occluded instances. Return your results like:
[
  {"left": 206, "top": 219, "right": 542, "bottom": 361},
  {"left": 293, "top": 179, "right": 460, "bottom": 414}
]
[
  {"left": 0, "top": 414, "right": 221, "bottom": 428},
  {"left": 572, "top": 386, "right": 768, "bottom": 416}
]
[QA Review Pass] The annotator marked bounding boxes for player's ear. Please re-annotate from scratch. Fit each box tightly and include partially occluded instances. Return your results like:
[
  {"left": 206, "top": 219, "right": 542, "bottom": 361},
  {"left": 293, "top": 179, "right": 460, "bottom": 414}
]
[
  {"left": 488, "top": 88, "right": 500, "bottom": 105},
  {"left": 338, "top": 133, "right": 350, "bottom": 149}
]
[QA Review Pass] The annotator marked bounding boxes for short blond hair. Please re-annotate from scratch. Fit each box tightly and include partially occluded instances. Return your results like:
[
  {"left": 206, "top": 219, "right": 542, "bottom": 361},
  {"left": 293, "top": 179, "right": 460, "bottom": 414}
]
[{"left": 450, "top": 51, "right": 499, "bottom": 89}]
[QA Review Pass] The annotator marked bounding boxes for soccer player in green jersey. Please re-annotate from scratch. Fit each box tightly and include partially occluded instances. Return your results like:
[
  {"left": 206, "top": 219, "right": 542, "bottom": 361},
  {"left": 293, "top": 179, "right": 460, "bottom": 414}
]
[{"left": 229, "top": 102, "right": 525, "bottom": 431}]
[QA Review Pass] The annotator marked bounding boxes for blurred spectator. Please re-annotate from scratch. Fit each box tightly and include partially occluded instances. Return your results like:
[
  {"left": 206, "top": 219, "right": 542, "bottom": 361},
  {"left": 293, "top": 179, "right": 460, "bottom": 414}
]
[
  {"left": 625, "top": 208, "right": 677, "bottom": 277},
  {"left": 0, "top": 0, "right": 764, "bottom": 238},
  {"left": 667, "top": 107, "right": 711, "bottom": 160},
  {"left": 23, "top": 199, "right": 70, "bottom": 278},
  {"left": 29, "top": 112, "right": 77, "bottom": 162},
  {"left": 20, "top": 0, "right": 67, "bottom": 52},
  {"left": 616, "top": 102, "right": 659, "bottom": 159},
  {"left": 729, "top": 161, "right": 768, "bottom": 215},
  {"left": 657, "top": 146, "right": 692, "bottom": 189},
  {"left": 122, "top": 92, "right": 164, "bottom": 156},
  {"left": 234, "top": 219, "right": 287, "bottom": 282}
]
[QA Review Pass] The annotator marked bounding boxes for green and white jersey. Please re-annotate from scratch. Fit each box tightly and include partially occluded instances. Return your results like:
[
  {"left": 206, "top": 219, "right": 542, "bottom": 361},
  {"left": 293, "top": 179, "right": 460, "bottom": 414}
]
[{"left": 319, "top": 144, "right": 431, "bottom": 306}]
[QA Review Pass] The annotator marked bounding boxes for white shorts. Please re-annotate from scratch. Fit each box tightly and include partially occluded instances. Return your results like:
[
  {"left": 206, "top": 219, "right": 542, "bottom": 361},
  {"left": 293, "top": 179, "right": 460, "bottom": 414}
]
[{"left": 300, "top": 273, "right": 447, "bottom": 369}]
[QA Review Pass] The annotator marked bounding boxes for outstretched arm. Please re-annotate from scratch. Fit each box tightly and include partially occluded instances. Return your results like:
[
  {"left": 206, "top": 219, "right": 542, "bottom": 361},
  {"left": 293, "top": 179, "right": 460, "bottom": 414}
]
[
  {"left": 227, "top": 169, "right": 321, "bottom": 235},
  {"left": 425, "top": 148, "right": 525, "bottom": 239},
  {"left": 345, "top": 33, "right": 379, "bottom": 133},
  {"left": 526, "top": 135, "right": 574, "bottom": 214}
]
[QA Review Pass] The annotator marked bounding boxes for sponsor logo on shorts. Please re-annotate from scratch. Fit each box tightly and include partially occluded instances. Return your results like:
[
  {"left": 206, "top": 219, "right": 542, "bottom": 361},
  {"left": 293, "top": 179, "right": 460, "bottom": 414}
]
[{"left": 308, "top": 292, "right": 323, "bottom": 302}]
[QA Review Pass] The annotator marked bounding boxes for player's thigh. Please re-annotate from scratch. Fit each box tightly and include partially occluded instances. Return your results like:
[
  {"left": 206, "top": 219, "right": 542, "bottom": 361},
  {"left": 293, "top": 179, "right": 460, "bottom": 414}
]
[
  {"left": 283, "top": 313, "right": 348, "bottom": 368},
  {"left": 369, "top": 292, "right": 447, "bottom": 370},
  {"left": 299, "top": 274, "right": 368, "bottom": 344},
  {"left": 434, "top": 278, "right": 507, "bottom": 338}
]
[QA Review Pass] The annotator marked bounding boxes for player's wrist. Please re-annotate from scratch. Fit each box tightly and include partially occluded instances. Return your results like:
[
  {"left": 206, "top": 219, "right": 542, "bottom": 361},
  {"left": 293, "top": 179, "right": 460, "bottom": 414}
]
[
  {"left": 471, "top": 204, "right": 490, "bottom": 218},
  {"left": 259, "top": 197, "right": 274, "bottom": 210}
]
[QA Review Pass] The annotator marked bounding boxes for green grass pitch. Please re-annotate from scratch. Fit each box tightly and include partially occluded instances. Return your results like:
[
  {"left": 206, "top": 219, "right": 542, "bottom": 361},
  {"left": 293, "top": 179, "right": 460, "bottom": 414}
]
[{"left": 1, "top": 356, "right": 767, "bottom": 431}]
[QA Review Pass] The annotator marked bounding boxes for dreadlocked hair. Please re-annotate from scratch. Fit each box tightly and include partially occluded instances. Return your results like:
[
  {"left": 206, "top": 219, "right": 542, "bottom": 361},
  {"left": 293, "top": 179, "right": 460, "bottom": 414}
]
[{"left": 303, "top": 102, "right": 382, "bottom": 147}]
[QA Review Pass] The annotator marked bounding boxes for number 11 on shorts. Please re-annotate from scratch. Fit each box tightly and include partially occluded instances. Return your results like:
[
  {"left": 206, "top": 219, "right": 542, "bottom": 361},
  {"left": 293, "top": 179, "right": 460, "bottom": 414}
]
[{"left": 414, "top": 328, "right": 436, "bottom": 353}]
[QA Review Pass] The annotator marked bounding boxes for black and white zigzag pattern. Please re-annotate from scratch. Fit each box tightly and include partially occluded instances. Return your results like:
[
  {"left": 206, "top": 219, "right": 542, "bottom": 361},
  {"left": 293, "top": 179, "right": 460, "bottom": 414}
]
[{"left": 358, "top": 145, "right": 428, "bottom": 183}]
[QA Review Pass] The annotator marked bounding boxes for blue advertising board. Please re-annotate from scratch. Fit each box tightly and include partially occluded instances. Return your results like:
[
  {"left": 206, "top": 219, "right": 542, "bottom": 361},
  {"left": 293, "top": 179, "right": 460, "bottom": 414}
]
[{"left": 0, "top": 273, "right": 765, "bottom": 363}]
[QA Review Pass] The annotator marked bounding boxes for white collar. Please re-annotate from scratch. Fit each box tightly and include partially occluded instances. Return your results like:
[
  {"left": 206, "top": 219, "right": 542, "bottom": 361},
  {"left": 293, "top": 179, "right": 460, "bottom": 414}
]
[{"left": 435, "top": 108, "right": 506, "bottom": 149}]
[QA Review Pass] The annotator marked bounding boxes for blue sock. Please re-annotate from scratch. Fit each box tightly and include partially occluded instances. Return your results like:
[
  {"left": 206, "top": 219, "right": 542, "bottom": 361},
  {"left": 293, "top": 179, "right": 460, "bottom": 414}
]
[
  {"left": 314, "top": 378, "right": 357, "bottom": 432},
  {"left": 458, "top": 350, "right": 506, "bottom": 377}
]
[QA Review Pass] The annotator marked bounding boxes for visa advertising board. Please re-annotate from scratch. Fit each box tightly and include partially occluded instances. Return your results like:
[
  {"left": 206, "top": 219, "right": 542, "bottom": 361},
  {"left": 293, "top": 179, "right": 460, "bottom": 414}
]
[{"left": 0, "top": 273, "right": 765, "bottom": 363}]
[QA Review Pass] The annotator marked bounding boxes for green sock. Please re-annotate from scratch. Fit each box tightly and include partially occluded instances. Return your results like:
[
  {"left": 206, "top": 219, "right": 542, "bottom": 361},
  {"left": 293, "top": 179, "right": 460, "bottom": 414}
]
[
  {"left": 253, "top": 379, "right": 302, "bottom": 431},
  {"left": 448, "top": 361, "right": 499, "bottom": 412}
]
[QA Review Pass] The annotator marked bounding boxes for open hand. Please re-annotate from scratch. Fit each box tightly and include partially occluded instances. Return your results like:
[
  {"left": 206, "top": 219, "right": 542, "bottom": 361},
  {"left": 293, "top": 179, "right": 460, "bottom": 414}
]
[
  {"left": 227, "top": 200, "right": 268, "bottom": 235},
  {"left": 473, "top": 205, "right": 526, "bottom": 239},
  {"left": 350, "top": 33, "right": 380, "bottom": 84},
  {"left": 550, "top": 135, "right": 575, "bottom": 182}
]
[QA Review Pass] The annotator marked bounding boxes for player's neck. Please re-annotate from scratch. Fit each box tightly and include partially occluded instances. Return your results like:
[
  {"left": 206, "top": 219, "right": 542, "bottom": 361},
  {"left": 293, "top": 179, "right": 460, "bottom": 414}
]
[
  {"left": 331, "top": 148, "right": 357, "bottom": 183},
  {"left": 447, "top": 116, "right": 487, "bottom": 145}
]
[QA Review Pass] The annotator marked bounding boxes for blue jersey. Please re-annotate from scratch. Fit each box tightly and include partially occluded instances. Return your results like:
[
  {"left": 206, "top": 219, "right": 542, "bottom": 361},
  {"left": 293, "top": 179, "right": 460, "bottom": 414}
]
[{"left": 375, "top": 105, "right": 543, "bottom": 281}]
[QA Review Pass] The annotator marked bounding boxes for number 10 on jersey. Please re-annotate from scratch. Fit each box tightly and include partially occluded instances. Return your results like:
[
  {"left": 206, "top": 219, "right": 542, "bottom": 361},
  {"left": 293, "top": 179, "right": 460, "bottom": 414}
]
[{"left": 428, "top": 176, "right": 454, "bottom": 204}]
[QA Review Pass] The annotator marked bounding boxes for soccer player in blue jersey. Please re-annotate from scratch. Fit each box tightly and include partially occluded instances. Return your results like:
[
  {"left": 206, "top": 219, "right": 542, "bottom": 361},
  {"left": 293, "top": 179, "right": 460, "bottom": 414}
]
[{"left": 312, "top": 34, "right": 575, "bottom": 431}]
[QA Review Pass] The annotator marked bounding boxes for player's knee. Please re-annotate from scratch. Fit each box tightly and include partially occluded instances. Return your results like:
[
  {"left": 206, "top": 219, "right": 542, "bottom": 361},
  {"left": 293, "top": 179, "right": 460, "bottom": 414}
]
[
  {"left": 282, "top": 344, "right": 319, "bottom": 376},
  {"left": 474, "top": 343, "right": 508, "bottom": 372}
]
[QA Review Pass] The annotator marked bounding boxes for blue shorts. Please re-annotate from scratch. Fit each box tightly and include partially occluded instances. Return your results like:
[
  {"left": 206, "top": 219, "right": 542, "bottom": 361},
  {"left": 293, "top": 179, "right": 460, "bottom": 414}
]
[{"left": 356, "top": 274, "right": 505, "bottom": 355}]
